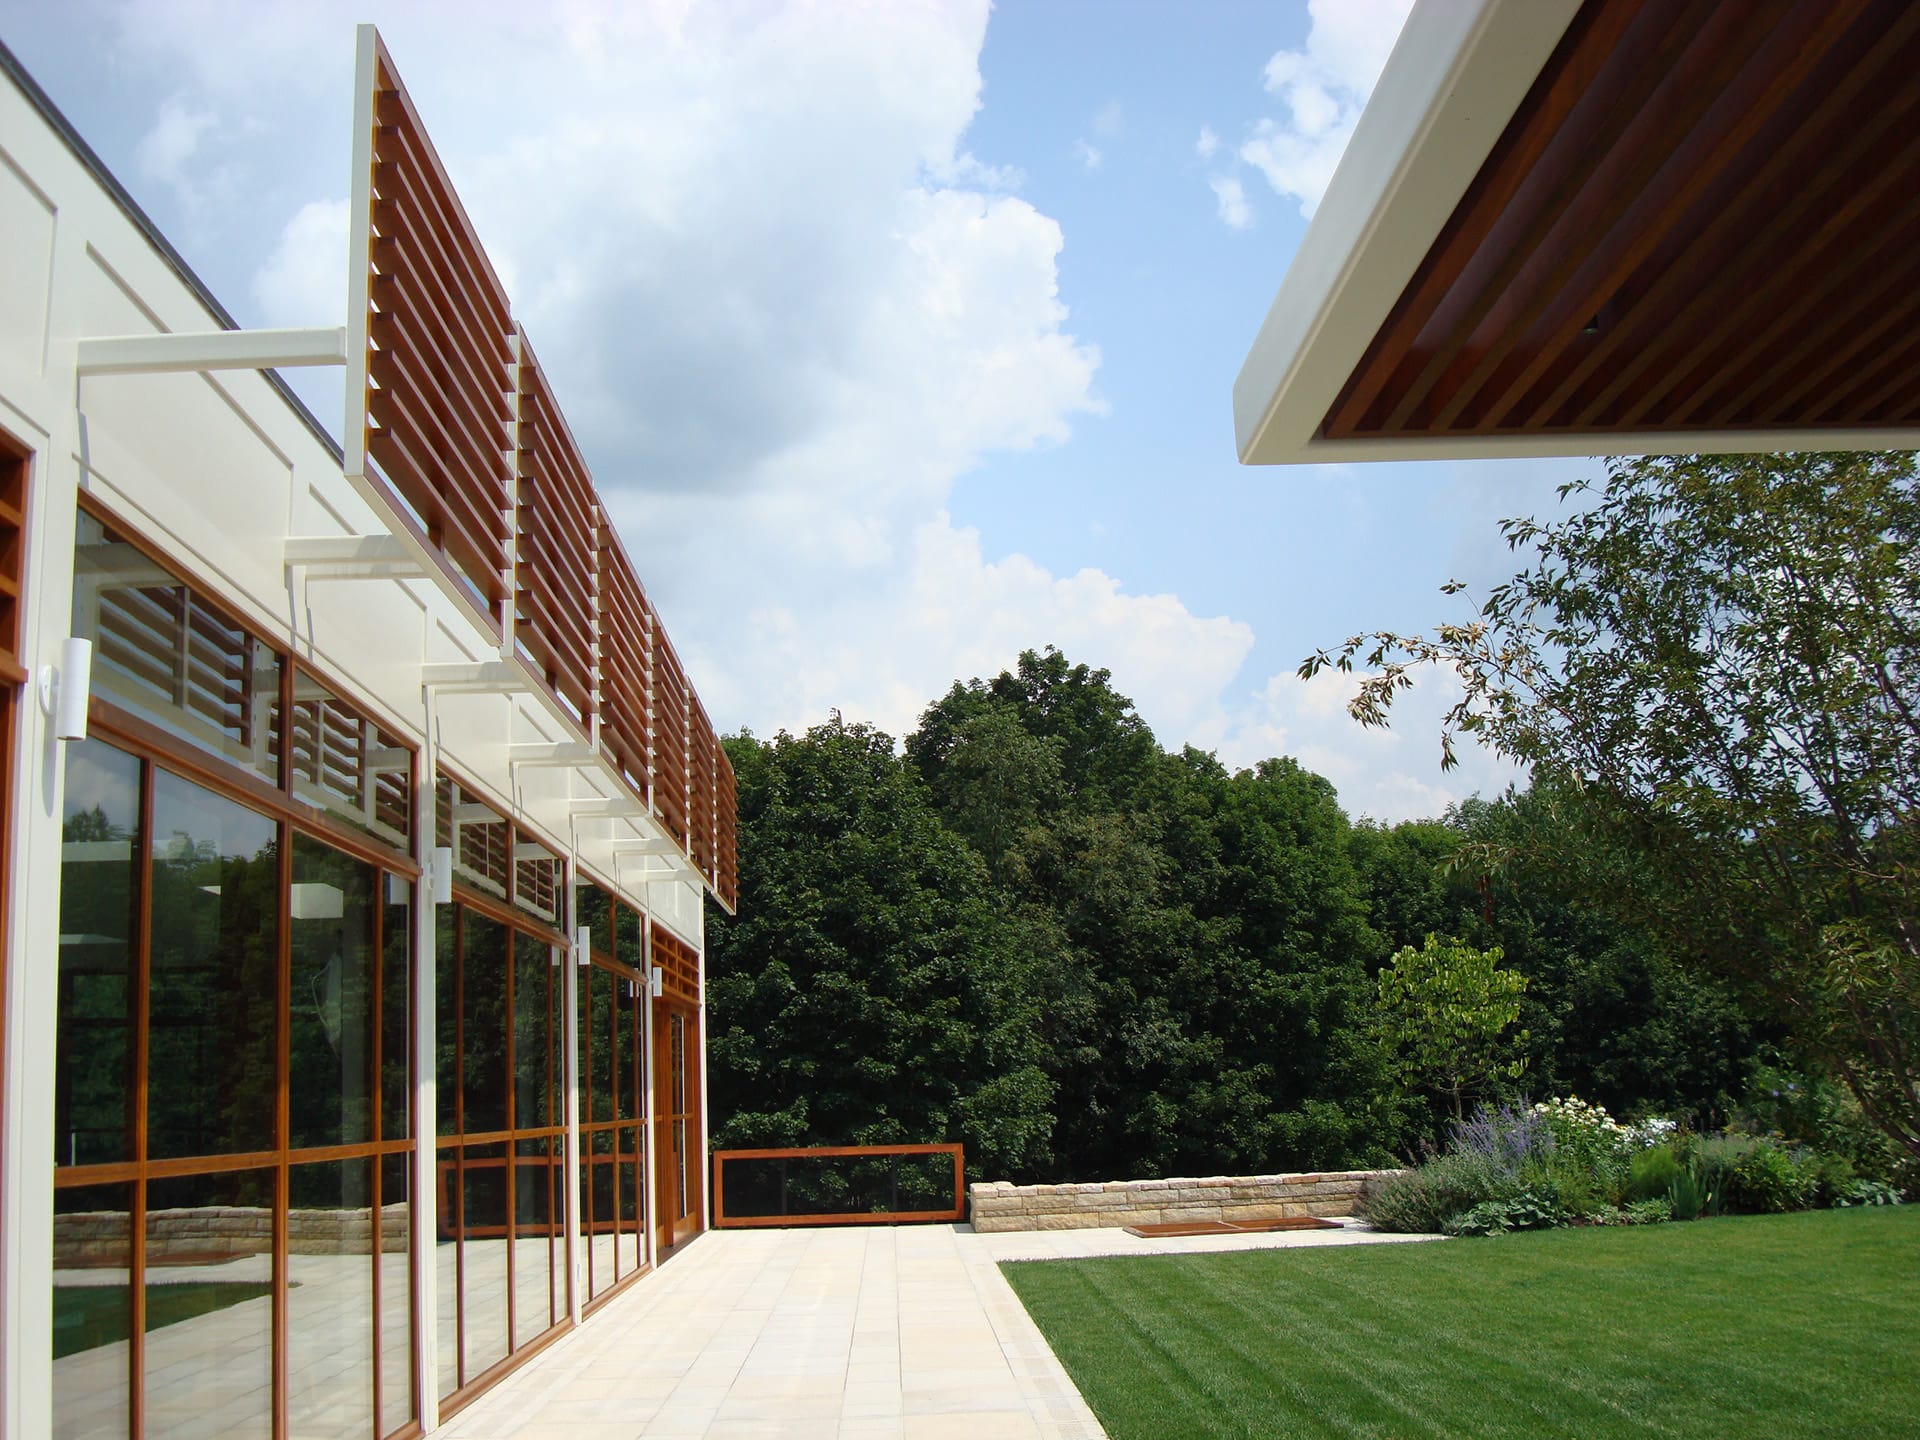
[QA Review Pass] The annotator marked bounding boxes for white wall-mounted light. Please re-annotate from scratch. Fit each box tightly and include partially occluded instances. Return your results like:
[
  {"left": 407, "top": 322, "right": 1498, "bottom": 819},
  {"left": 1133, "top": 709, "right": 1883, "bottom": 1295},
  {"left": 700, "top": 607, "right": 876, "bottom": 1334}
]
[
  {"left": 429, "top": 845, "right": 454, "bottom": 906},
  {"left": 648, "top": 967, "right": 664, "bottom": 999},
  {"left": 38, "top": 637, "right": 94, "bottom": 741},
  {"left": 572, "top": 927, "right": 591, "bottom": 967}
]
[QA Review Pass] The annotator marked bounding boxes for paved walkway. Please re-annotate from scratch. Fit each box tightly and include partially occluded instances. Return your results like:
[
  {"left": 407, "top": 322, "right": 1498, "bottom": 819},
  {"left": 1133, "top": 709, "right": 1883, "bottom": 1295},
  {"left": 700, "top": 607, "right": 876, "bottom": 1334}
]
[{"left": 437, "top": 1220, "right": 1436, "bottom": 1440}]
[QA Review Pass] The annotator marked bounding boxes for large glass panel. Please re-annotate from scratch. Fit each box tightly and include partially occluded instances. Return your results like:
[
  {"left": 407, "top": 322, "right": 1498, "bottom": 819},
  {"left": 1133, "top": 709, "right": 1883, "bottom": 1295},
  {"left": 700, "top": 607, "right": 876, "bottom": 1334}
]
[
  {"left": 56, "top": 739, "right": 139, "bottom": 1168},
  {"left": 617, "top": 1154, "right": 641, "bottom": 1279},
  {"left": 461, "top": 910, "right": 508, "bottom": 1135},
  {"left": 459, "top": 1143, "right": 509, "bottom": 1379},
  {"left": 378, "top": 1154, "right": 414, "bottom": 1436},
  {"left": 512, "top": 935, "right": 552, "bottom": 1132},
  {"left": 612, "top": 974, "right": 631, "bottom": 1123},
  {"left": 381, "top": 876, "right": 411, "bottom": 1144},
  {"left": 52, "top": 1182, "right": 133, "bottom": 1440},
  {"left": 574, "top": 883, "right": 609, "bottom": 960},
  {"left": 286, "top": 1160, "right": 375, "bottom": 1440},
  {"left": 74, "top": 511, "right": 279, "bottom": 783},
  {"left": 589, "top": 969, "right": 613, "bottom": 1124},
  {"left": 614, "top": 903, "right": 641, "bottom": 969},
  {"left": 147, "top": 772, "right": 279, "bottom": 1160},
  {"left": 445, "top": 781, "right": 507, "bottom": 898},
  {"left": 436, "top": 908, "right": 457, "bottom": 1138},
  {"left": 289, "top": 834, "right": 376, "bottom": 1150},
  {"left": 144, "top": 1168, "right": 275, "bottom": 1439},
  {"left": 588, "top": 1131, "right": 615, "bottom": 1300},
  {"left": 511, "top": 1140, "right": 555, "bottom": 1349},
  {"left": 434, "top": 1147, "right": 458, "bottom": 1399}
]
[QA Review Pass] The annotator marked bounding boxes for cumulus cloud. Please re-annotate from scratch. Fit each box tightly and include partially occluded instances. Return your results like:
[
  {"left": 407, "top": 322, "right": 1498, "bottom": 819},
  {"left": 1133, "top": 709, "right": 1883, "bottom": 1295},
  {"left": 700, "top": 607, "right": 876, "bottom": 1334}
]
[
  {"left": 1217, "top": 665, "right": 1525, "bottom": 825},
  {"left": 1195, "top": 125, "right": 1219, "bottom": 160},
  {"left": 253, "top": 198, "right": 347, "bottom": 327},
  {"left": 1072, "top": 138, "right": 1103, "bottom": 170},
  {"left": 134, "top": 97, "right": 216, "bottom": 191},
  {"left": 1223, "top": 0, "right": 1414, "bottom": 221},
  {"left": 1210, "top": 175, "right": 1252, "bottom": 230}
]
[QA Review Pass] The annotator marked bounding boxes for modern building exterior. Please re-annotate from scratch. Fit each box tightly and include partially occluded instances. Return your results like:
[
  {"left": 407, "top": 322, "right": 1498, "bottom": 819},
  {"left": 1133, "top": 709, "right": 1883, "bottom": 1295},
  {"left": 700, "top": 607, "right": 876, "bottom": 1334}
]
[
  {"left": 1, "top": 26, "right": 737, "bottom": 1439},
  {"left": 1235, "top": 0, "right": 1920, "bottom": 466}
]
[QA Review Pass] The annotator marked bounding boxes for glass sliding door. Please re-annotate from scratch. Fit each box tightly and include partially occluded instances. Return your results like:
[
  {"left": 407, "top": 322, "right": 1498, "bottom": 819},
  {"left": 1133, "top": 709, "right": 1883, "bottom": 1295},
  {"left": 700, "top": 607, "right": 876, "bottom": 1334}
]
[
  {"left": 575, "top": 884, "right": 647, "bottom": 1309},
  {"left": 52, "top": 736, "right": 416, "bottom": 1440}
]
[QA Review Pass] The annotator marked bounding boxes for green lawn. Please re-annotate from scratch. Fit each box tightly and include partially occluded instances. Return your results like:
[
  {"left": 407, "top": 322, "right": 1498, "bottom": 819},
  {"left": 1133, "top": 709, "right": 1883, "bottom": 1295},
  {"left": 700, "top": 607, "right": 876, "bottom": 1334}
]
[
  {"left": 1001, "top": 1208, "right": 1920, "bottom": 1440},
  {"left": 52, "top": 1282, "right": 274, "bottom": 1359}
]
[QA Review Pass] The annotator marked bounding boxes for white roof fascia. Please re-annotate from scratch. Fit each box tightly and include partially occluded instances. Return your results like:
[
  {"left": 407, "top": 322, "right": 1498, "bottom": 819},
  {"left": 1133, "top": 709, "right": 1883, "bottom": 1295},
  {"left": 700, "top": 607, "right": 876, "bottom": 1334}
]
[{"left": 1233, "top": 0, "right": 1583, "bottom": 466}]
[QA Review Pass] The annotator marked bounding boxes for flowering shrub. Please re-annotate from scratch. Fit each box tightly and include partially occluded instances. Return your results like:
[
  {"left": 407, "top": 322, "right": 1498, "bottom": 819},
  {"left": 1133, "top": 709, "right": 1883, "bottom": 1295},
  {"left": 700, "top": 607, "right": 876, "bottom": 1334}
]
[{"left": 1451, "top": 1099, "right": 1555, "bottom": 1175}]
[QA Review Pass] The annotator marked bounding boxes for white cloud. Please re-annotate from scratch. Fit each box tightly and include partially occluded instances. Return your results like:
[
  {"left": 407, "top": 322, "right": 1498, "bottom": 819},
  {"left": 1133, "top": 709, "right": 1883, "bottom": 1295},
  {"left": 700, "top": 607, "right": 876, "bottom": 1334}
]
[
  {"left": 134, "top": 96, "right": 216, "bottom": 191},
  {"left": 1236, "top": 0, "right": 1414, "bottom": 218},
  {"left": 1210, "top": 174, "right": 1252, "bottom": 230},
  {"left": 1217, "top": 666, "right": 1524, "bottom": 824},
  {"left": 252, "top": 198, "right": 347, "bottom": 326},
  {"left": 1195, "top": 125, "right": 1219, "bottom": 160},
  {"left": 1072, "top": 138, "right": 1102, "bottom": 170}
]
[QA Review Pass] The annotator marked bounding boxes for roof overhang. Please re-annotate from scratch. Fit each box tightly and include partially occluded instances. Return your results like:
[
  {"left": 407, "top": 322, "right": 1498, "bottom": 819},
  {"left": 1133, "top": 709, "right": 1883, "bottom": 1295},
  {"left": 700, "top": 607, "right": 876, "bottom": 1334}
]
[{"left": 1234, "top": 0, "right": 1920, "bottom": 465}]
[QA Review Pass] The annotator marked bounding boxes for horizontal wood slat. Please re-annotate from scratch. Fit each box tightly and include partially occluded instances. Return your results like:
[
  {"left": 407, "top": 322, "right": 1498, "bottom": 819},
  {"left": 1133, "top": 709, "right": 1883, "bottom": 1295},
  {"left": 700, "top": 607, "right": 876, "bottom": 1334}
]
[
  {"left": 515, "top": 337, "right": 599, "bottom": 726},
  {"left": 1322, "top": 0, "right": 1920, "bottom": 442},
  {"left": 596, "top": 522, "right": 653, "bottom": 798}
]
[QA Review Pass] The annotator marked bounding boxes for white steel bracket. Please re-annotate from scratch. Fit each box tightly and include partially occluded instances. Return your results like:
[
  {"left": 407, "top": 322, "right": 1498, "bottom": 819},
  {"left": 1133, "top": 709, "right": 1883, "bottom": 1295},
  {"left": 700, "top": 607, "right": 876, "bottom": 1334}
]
[
  {"left": 77, "top": 326, "right": 348, "bottom": 376},
  {"left": 285, "top": 534, "right": 426, "bottom": 581}
]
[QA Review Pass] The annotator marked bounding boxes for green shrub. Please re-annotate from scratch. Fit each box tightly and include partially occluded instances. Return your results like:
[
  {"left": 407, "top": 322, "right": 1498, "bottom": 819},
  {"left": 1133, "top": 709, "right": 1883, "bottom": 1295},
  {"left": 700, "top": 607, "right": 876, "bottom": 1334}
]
[
  {"left": 1361, "top": 1151, "right": 1514, "bottom": 1234},
  {"left": 1691, "top": 1135, "right": 1749, "bottom": 1215},
  {"left": 1445, "top": 1192, "right": 1566, "bottom": 1237},
  {"left": 1833, "top": 1179, "right": 1904, "bottom": 1207},
  {"left": 1723, "top": 1139, "right": 1817, "bottom": 1214},
  {"left": 1809, "top": 1151, "right": 1856, "bottom": 1208},
  {"left": 1667, "top": 1168, "right": 1706, "bottom": 1221},
  {"left": 1629, "top": 1144, "right": 1684, "bottom": 1202},
  {"left": 1624, "top": 1196, "right": 1674, "bottom": 1225}
]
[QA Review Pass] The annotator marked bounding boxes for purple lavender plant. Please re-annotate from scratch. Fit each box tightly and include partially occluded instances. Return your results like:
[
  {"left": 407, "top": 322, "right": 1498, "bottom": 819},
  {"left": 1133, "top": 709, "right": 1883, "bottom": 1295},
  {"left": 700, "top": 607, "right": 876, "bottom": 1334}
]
[{"left": 1450, "top": 1098, "right": 1555, "bottom": 1178}]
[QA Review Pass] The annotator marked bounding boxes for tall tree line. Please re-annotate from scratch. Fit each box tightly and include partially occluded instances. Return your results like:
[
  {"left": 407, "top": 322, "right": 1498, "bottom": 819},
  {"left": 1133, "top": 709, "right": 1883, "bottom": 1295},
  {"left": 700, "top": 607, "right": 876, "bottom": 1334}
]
[{"left": 705, "top": 647, "right": 1768, "bottom": 1183}]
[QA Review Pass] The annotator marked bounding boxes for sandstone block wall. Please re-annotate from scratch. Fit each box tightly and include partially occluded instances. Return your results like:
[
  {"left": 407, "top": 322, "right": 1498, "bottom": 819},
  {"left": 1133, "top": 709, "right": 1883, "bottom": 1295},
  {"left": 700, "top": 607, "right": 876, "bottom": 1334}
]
[
  {"left": 54, "top": 1204, "right": 411, "bottom": 1266},
  {"left": 967, "top": 1170, "right": 1400, "bottom": 1233}
]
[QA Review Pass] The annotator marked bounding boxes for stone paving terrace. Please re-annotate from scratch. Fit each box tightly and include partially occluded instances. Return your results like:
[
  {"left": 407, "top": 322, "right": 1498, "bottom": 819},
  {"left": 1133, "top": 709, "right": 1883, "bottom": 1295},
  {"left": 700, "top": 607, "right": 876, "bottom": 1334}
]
[{"left": 439, "top": 1219, "right": 1437, "bottom": 1439}]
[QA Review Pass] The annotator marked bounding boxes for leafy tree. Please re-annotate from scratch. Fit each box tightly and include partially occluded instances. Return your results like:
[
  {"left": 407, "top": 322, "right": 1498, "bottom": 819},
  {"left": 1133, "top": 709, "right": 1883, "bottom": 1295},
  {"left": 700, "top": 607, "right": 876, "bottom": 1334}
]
[
  {"left": 1377, "top": 934, "right": 1529, "bottom": 1121},
  {"left": 704, "top": 717, "right": 1055, "bottom": 1178},
  {"left": 1306, "top": 451, "right": 1920, "bottom": 1157}
]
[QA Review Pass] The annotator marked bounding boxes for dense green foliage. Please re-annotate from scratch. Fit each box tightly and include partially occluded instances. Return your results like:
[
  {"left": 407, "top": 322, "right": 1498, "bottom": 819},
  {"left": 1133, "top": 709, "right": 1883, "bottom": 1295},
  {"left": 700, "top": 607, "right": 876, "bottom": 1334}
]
[
  {"left": 1003, "top": 1209, "right": 1920, "bottom": 1440},
  {"left": 709, "top": 647, "right": 1789, "bottom": 1182},
  {"left": 1306, "top": 451, "right": 1920, "bottom": 1158},
  {"left": 1375, "top": 933, "right": 1528, "bottom": 1119}
]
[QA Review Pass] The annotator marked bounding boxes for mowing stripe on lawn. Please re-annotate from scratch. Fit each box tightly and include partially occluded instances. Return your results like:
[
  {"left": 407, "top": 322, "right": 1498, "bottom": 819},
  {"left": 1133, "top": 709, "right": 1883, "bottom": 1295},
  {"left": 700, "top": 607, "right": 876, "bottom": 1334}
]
[{"left": 1002, "top": 1209, "right": 1920, "bottom": 1440}]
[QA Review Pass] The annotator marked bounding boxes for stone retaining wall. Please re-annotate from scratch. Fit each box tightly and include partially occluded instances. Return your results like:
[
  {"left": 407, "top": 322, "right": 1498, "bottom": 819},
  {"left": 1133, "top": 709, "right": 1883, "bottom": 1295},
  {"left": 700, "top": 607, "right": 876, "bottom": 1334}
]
[
  {"left": 967, "top": 1170, "right": 1400, "bottom": 1233},
  {"left": 54, "top": 1204, "right": 411, "bottom": 1265}
]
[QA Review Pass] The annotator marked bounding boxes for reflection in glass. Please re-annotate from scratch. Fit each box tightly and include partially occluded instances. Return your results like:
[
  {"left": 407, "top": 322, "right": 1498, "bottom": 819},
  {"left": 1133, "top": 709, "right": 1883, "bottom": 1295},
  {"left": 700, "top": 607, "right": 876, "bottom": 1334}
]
[
  {"left": 52, "top": 1183, "right": 132, "bottom": 1440},
  {"left": 285, "top": 671, "right": 411, "bottom": 848},
  {"left": 289, "top": 835, "right": 375, "bottom": 1150},
  {"left": 513, "top": 834, "right": 562, "bottom": 925},
  {"left": 147, "top": 772, "right": 279, "bottom": 1160},
  {"left": 617, "top": 1160, "right": 641, "bottom": 1279},
  {"left": 589, "top": 1131, "right": 616, "bottom": 1300},
  {"left": 574, "top": 883, "right": 609, "bottom": 960},
  {"left": 462, "top": 911, "right": 508, "bottom": 1135},
  {"left": 459, "top": 1144, "right": 510, "bottom": 1380},
  {"left": 436, "top": 908, "right": 457, "bottom": 1138},
  {"left": 382, "top": 877, "right": 411, "bottom": 1143},
  {"left": 612, "top": 973, "right": 631, "bottom": 1123},
  {"left": 589, "top": 969, "right": 613, "bottom": 1123},
  {"left": 144, "top": 1168, "right": 275, "bottom": 1439},
  {"left": 56, "top": 739, "right": 139, "bottom": 1168},
  {"left": 378, "top": 1155, "right": 413, "bottom": 1436},
  {"left": 73, "top": 511, "right": 279, "bottom": 782},
  {"left": 615, "top": 902, "right": 641, "bottom": 968},
  {"left": 512, "top": 1140, "right": 556, "bottom": 1348},
  {"left": 286, "top": 1160, "right": 374, "bottom": 1440},
  {"left": 435, "top": 1152, "right": 458, "bottom": 1399},
  {"left": 512, "top": 935, "right": 552, "bottom": 1131}
]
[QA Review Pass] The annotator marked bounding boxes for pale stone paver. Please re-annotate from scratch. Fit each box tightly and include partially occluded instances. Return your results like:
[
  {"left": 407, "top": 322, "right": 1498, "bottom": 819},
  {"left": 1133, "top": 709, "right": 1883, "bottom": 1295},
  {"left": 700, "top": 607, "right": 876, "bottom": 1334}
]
[{"left": 436, "top": 1219, "right": 1437, "bottom": 1439}]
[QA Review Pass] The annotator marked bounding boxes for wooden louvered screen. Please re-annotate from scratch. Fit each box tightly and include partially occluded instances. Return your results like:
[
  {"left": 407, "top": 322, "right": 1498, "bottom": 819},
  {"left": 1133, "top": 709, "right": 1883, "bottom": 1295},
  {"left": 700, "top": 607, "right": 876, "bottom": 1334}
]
[
  {"left": 514, "top": 336, "right": 598, "bottom": 727},
  {"left": 351, "top": 26, "right": 737, "bottom": 909},
  {"left": 651, "top": 923, "right": 700, "bottom": 1007},
  {"left": 0, "top": 441, "right": 23, "bottom": 684},
  {"left": 358, "top": 32, "right": 514, "bottom": 630},
  {"left": 652, "top": 635, "right": 690, "bottom": 847},
  {"left": 595, "top": 524, "right": 653, "bottom": 797},
  {"left": 688, "top": 698, "right": 717, "bottom": 883},
  {"left": 715, "top": 744, "right": 738, "bottom": 913}
]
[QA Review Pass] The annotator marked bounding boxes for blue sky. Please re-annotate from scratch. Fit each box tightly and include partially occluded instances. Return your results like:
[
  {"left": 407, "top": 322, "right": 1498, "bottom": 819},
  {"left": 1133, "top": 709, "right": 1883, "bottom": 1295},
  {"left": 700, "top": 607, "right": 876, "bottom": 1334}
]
[{"left": 0, "top": 0, "right": 1596, "bottom": 821}]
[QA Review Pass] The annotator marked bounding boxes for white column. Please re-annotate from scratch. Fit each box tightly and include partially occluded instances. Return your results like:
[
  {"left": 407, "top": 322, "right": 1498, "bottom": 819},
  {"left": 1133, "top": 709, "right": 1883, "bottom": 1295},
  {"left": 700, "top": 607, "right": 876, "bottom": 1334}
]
[
  {"left": 562, "top": 875, "right": 583, "bottom": 1326},
  {"left": 412, "top": 746, "right": 440, "bottom": 1433}
]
